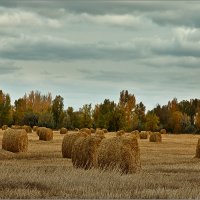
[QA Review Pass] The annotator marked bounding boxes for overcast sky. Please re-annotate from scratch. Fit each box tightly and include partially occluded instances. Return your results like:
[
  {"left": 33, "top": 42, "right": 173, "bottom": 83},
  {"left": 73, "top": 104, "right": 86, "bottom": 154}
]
[{"left": 0, "top": 0, "right": 200, "bottom": 111}]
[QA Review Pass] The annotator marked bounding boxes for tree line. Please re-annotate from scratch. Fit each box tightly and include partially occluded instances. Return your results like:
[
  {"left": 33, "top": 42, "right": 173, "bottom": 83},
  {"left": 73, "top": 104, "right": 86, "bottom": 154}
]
[{"left": 0, "top": 89, "right": 200, "bottom": 133}]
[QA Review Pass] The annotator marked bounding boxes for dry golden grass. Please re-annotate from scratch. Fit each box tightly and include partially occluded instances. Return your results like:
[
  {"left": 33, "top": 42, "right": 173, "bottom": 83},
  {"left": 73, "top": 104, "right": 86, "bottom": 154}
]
[{"left": 0, "top": 129, "right": 200, "bottom": 199}]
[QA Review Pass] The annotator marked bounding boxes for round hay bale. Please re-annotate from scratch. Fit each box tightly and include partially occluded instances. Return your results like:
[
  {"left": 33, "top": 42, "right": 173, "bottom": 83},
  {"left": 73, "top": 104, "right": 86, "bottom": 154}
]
[
  {"left": 116, "top": 130, "right": 125, "bottom": 137},
  {"left": 90, "top": 128, "right": 95, "bottom": 133},
  {"left": 195, "top": 139, "right": 200, "bottom": 158},
  {"left": 22, "top": 125, "right": 32, "bottom": 133},
  {"left": 95, "top": 130, "right": 105, "bottom": 139},
  {"left": 72, "top": 135, "right": 103, "bottom": 169},
  {"left": 149, "top": 132, "right": 162, "bottom": 142},
  {"left": 33, "top": 126, "right": 38, "bottom": 132},
  {"left": 97, "top": 136, "right": 141, "bottom": 174},
  {"left": 60, "top": 128, "right": 68, "bottom": 134},
  {"left": 37, "top": 127, "right": 53, "bottom": 141},
  {"left": 2, "top": 125, "right": 8, "bottom": 130},
  {"left": 102, "top": 128, "right": 108, "bottom": 133},
  {"left": 74, "top": 128, "right": 79, "bottom": 132},
  {"left": 160, "top": 129, "right": 167, "bottom": 134},
  {"left": 131, "top": 130, "right": 140, "bottom": 139},
  {"left": 2, "top": 128, "right": 28, "bottom": 153},
  {"left": 62, "top": 132, "right": 87, "bottom": 158},
  {"left": 139, "top": 131, "right": 148, "bottom": 139},
  {"left": 11, "top": 125, "right": 22, "bottom": 129},
  {"left": 80, "top": 128, "right": 91, "bottom": 135}
]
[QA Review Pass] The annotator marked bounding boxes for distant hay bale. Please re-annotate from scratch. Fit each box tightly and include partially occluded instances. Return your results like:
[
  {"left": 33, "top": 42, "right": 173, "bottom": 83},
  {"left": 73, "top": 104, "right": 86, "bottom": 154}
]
[
  {"left": 102, "top": 128, "right": 108, "bottom": 133},
  {"left": 195, "top": 139, "right": 200, "bottom": 158},
  {"left": 116, "top": 130, "right": 125, "bottom": 136},
  {"left": 97, "top": 136, "right": 141, "bottom": 174},
  {"left": 74, "top": 128, "right": 79, "bottom": 132},
  {"left": 11, "top": 125, "right": 22, "bottom": 129},
  {"left": 160, "top": 129, "right": 167, "bottom": 134},
  {"left": 80, "top": 128, "right": 91, "bottom": 135},
  {"left": 60, "top": 128, "right": 68, "bottom": 134},
  {"left": 90, "top": 128, "right": 95, "bottom": 133},
  {"left": 149, "top": 132, "right": 162, "bottom": 142},
  {"left": 139, "top": 131, "right": 148, "bottom": 139},
  {"left": 72, "top": 135, "right": 103, "bottom": 169},
  {"left": 95, "top": 130, "right": 105, "bottom": 139},
  {"left": 2, "top": 128, "right": 28, "bottom": 153},
  {"left": 2, "top": 125, "right": 8, "bottom": 130},
  {"left": 22, "top": 125, "right": 32, "bottom": 133},
  {"left": 131, "top": 130, "right": 140, "bottom": 139},
  {"left": 33, "top": 126, "right": 38, "bottom": 132},
  {"left": 62, "top": 132, "right": 88, "bottom": 158},
  {"left": 37, "top": 127, "right": 53, "bottom": 141}
]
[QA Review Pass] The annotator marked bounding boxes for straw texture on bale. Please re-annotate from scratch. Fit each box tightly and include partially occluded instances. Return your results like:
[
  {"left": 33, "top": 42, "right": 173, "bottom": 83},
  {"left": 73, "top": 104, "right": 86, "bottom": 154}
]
[
  {"left": 37, "top": 127, "right": 53, "bottom": 141},
  {"left": 22, "top": 125, "right": 32, "bottom": 133},
  {"left": 80, "top": 128, "right": 91, "bottom": 135},
  {"left": 149, "top": 132, "right": 162, "bottom": 142},
  {"left": 60, "top": 128, "right": 68, "bottom": 134},
  {"left": 72, "top": 136, "right": 103, "bottom": 169},
  {"left": 33, "top": 126, "right": 38, "bottom": 132},
  {"left": 2, "top": 125, "right": 8, "bottom": 130},
  {"left": 2, "top": 129, "right": 28, "bottom": 153},
  {"left": 139, "top": 131, "right": 148, "bottom": 139},
  {"left": 102, "top": 128, "right": 108, "bottom": 133},
  {"left": 97, "top": 136, "right": 141, "bottom": 174},
  {"left": 74, "top": 128, "right": 79, "bottom": 132},
  {"left": 11, "top": 125, "right": 22, "bottom": 129},
  {"left": 131, "top": 130, "right": 140, "bottom": 139},
  {"left": 62, "top": 132, "right": 87, "bottom": 158},
  {"left": 116, "top": 130, "right": 125, "bottom": 136},
  {"left": 160, "top": 129, "right": 167, "bottom": 134},
  {"left": 90, "top": 128, "right": 95, "bottom": 133},
  {"left": 195, "top": 139, "right": 200, "bottom": 158}
]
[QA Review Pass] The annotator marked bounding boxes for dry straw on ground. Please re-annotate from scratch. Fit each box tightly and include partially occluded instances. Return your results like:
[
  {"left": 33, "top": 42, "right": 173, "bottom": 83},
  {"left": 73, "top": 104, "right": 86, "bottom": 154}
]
[
  {"left": 72, "top": 135, "right": 103, "bottom": 169},
  {"left": 33, "top": 126, "right": 38, "bottom": 132},
  {"left": 116, "top": 130, "right": 125, "bottom": 136},
  {"left": 80, "top": 128, "right": 91, "bottom": 135},
  {"left": 97, "top": 136, "right": 141, "bottom": 174},
  {"left": 62, "top": 132, "right": 87, "bottom": 158},
  {"left": 11, "top": 125, "right": 22, "bottom": 129},
  {"left": 22, "top": 125, "right": 32, "bottom": 133},
  {"left": 37, "top": 127, "right": 53, "bottom": 141},
  {"left": 139, "top": 131, "right": 148, "bottom": 139},
  {"left": 160, "top": 129, "right": 167, "bottom": 134},
  {"left": 60, "top": 128, "right": 68, "bottom": 134},
  {"left": 149, "top": 132, "right": 162, "bottom": 142},
  {"left": 2, "top": 125, "right": 8, "bottom": 130},
  {"left": 195, "top": 138, "right": 200, "bottom": 158},
  {"left": 2, "top": 128, "right": 28, "bottom": 153}
]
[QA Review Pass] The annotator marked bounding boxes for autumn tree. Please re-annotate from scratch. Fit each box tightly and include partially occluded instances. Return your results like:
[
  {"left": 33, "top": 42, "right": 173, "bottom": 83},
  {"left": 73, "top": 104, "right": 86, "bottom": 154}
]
[
  {"left": 80, "top": 104, "right": 92, "bottom": 128},
  {"left": 0, "top": 90, "right": 12, "bottom": 126},
  {"left": 13, "top": 98, "right": 26, "bottom": 125},
  {"left": 145, "top": 112, "right": 159, "bottom": 131}
]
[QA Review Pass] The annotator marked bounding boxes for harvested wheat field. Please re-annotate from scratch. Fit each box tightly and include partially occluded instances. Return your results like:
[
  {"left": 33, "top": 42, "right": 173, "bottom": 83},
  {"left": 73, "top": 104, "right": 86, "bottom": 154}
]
[{"left": 0, "top": 129, "right": 200, "bottom": 199}]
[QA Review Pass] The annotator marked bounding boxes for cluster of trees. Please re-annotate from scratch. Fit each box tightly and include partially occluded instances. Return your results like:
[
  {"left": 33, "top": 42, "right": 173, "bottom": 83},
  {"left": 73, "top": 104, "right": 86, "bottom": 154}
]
[{"left": 0, "top": 89, "right": 200, "bottom": 133}]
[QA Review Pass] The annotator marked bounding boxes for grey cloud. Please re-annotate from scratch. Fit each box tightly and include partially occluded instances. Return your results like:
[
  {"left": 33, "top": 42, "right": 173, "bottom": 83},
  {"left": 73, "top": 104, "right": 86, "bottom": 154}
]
[{"left": 0, "top": 62, "right": 21, "bottom": 75}]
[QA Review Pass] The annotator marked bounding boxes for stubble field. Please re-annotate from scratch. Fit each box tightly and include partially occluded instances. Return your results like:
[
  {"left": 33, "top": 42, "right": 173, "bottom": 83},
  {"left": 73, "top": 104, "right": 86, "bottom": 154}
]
[{"left": 0, "top": 130, "right": 199, "bottom": 199}]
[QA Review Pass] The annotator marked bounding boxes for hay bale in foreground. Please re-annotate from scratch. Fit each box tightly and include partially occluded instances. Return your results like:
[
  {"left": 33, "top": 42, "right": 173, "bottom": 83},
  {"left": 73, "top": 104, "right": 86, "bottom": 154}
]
[
  {"left": 37, "top": 127, "right": 53, "bottom": 141},
  {"left": 90, "top": 128, "right": 95, "bottom": 133},
  {"left": 160, "top": 129, "right": 167, "bottom": 134},
  {"left": 33, "top": 126, "right": 38, "bottom": 132},
  {"left": 195, "top": 139, "right": 200, "bottom": 158},
  {"left": 97, "top": 136, "right": 141, "bottom": 174},
  {"left": 74, "top": 128, "right": 79, "bottom": 132},
  {"left": 2, "top": 129, "right": 28, "bottom": 153},
  {"left": 102, "top": 128, "right": 108, "bottom": 133},
  {"left": 149, "top": 132, "right": 162, "bottom": 142},
  {"left": 2, "top": 125, "right": 8, "bottom": 130},
  {"left": 131, "top": 130, "right": 140, "bottom": 139},
  {"left": 116, "top": 130, "right": 125, "bottom": 136},
  {"left": 22, "top": 125, "right": 32, "bottom": 133},
  {"left": 62, "top": 132, "right": 87, "bottom": 158},
  {"left": 80, "top": 128, "right": 91, "bottom": 135},
  {"left": 72, "top": 135, "right": 103, "bottom": 169},
  {"left": 139, "top": 131, "right": 148, "bottom": 139},
  {"left": 60, "top": 128, "right": 68, "bottom": 134}
]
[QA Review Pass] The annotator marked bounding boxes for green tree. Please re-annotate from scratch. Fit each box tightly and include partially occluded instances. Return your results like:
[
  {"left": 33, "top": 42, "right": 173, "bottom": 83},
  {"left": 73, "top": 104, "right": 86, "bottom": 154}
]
[
  {"left": 145, "top": 112, "right": 159, "bottom": 131},
  {"left": 80, "top": 104, "right": 92, "bottom": 128},
  {"left": 135, "top": 102, "right": 146, "bottom": 131},
  {"left": 13, "top": 98, "right": 26, "bottom": 125},
  {"left": 52, "top": 95, "right": 64, "bottom": 129}
]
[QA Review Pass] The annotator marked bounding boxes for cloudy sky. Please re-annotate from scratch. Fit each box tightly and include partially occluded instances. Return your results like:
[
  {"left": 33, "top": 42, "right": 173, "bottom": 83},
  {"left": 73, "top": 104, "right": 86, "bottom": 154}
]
[{"left": 0, "top": 0, "right": 200, "bottom": 111}]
